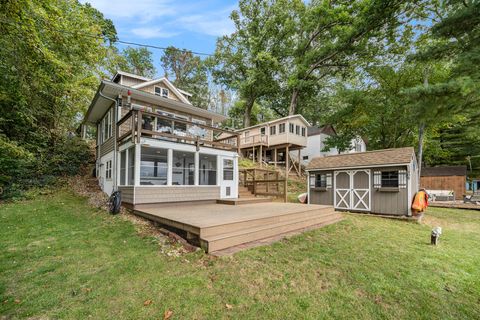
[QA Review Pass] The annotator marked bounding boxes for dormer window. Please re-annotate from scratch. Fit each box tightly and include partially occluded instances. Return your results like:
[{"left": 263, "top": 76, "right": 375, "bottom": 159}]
[{"left": 154, "top": 86, "right": 169, "bottom": 98}]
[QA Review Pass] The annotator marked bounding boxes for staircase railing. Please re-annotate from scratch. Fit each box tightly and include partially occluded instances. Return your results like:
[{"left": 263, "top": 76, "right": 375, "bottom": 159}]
[{"left": 239, "top": 168, "right": 288, "bottom": 202}]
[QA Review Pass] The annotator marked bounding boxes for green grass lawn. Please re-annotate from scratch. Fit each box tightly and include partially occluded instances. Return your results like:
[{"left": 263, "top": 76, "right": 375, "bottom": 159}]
[{"left": 1, "top": 191, "right": 479, "bottom": 319}]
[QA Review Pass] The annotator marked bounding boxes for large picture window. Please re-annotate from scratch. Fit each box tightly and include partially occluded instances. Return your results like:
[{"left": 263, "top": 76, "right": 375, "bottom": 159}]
[
  {"left": 140, "top": 147, "right": 168, "bottom": 185},
  {"left": 381, "top": 171, "right": 399, "bottom": 187},
  {"left": 172, "top": 151, "right": 195, "bottom": 185},
  {"left": 199, "top": 154, "right": 217, "bottom": 185},
  {"left": 223, "top": 159, "right": 234, "bottom": 181}
]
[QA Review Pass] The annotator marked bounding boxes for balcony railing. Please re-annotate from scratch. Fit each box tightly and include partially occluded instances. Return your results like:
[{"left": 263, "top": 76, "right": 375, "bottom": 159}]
[
  {"left": 117, "top": 109, "right": 240, "bottom": 152},
  {"left": 239, "top": 133, "right": 269, "bottom": 147}
]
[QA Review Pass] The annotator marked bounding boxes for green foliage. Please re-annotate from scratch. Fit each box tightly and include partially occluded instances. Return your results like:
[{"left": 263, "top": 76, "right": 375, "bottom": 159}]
[
  {"left": 115, "top": 47, "right": 157, "bottom": 78},
  {"left": 0, "top": 0, "right": 113, "bottom": 198},
  {"left": 161, "top": 46, "right": 210, "bottom": 108},
  {"left": 225, "top": 100, "right": 276, "bottom": 129}
]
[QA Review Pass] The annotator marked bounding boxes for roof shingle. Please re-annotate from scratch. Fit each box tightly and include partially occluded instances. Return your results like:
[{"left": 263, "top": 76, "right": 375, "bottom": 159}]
[{"left": 306, "top": 147, "right": 415, "bottom": 170}]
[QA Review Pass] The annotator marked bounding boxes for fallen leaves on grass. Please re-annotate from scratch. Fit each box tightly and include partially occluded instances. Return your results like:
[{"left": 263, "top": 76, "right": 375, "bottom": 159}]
[
  {"left": 225, "top": 303, "right": 233, "bottom": 310},
  {"left": 143, "top": 299, "right": 153, "bottom": 306},
  {"left": 164, "top": 309, "right": 173, "bottom": 319}
]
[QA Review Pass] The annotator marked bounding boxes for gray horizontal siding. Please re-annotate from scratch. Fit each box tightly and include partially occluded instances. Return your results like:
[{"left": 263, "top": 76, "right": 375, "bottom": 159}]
[
  {"left": 133, "top": 186, "right": 221, "bottom": 204},
  {"left": 119, "top": 186, "right": 134, "bottom": 204},
  {"left": 100, "top": 137, "right": 114, "bottom": 157}
]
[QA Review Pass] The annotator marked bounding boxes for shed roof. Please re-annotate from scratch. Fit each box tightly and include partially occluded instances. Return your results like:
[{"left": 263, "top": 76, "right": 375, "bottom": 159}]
[
  {"left": 421, "top": 166, "right": 467, "bottom": 177},
  {"left": 306, "top": 147, "right": 415, "bottom": 170},
  {"left": 307, "top": 125, "right": 337, "bottom": 137}
]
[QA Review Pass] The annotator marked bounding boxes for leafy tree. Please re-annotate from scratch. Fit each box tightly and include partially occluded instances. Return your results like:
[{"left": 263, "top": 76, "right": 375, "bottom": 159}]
[
  {"left": 161, "top": 46, "right": 210, "bottom": 108},
  {"left": 120, "top": 47, "right": 156, "bottom": 78},
  {"left": 224, "top": 101, "right": 276, "bottom": 129},
  {"left": 0, "top": 0, "right": 115, "bottom": 198},
  {"left": 285, "top": 0, "right": 418, "bottom": 115},
  {"left": 209, "top": 0, "right": 298, "bottom": 126},
  {"left": 408, "top": 0, "right": 480, "bottom": 175}
]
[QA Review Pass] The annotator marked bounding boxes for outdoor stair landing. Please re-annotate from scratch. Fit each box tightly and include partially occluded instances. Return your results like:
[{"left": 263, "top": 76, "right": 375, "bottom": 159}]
[{"left": 133, "top": 202, "right": 342, "bottom": 253}]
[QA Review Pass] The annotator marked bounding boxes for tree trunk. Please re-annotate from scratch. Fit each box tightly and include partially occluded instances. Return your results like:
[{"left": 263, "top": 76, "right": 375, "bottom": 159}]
[
  {"left": 243, "top": 97, "right": 255, "bottom": 127},
  {"left": 288, "top": 89, "right": 299, "bottom": 115},
  {"left": 417, "top": 121, "right": 425, "bottom": 180},
  {"left": 417, "top": 69, "right": 429, "bottom": 181}
]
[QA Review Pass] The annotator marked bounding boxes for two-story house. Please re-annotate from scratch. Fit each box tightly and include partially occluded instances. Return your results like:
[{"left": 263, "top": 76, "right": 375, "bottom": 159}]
[
  {"left": 235, "top": 115, "right": 311, "bottom": 176},
  {"left": 83, "top": 71, "right": 240, "bottom": 207}
]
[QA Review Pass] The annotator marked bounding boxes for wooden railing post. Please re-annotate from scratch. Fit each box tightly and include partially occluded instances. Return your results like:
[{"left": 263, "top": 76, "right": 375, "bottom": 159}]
[
  {"left": 136, "top": 110, "right": 142, "bottom": 143},
  {"left": 284, "top": 175, "right": 288, "bottom": 203},
  {"left": 131, "top": 110, "right": 136, "bottom": 143}
]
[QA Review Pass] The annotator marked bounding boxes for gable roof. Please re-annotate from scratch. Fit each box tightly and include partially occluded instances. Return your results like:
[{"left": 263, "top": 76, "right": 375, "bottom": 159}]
[
  {"left": 307, "top": 125, "right": 337, "bottom": 137},
  {"left": 306, "top": 147, "right": 415, "bottom": 170},
  {"left": 132, "top": 77, "right": 192, "bottom": 105},
  {"left": 112, "top": 70, "right": 151, "bottom": 83},
  {"left": 421, "top": 166, "right": 467, "bottom": 177},
  {"left": 236, "top": 115, "right": 311, "bottom": 132},
  {"left": 84, "top": 80, "right": 226, "bottom": 124}
]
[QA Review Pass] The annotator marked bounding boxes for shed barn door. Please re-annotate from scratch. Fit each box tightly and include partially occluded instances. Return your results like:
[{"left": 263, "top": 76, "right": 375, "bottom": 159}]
[
  {"left": 334, "top": 171, "right": 351, "bottom": 210},
  {"left": 334, "top": 170, "right": 371, "bottom": 211},
  {"left": 351, "top": 170, "right": 371, "bottom": 211}
]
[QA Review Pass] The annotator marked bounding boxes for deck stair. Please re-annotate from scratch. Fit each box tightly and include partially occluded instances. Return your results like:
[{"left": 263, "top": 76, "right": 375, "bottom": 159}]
[
  {"left": 216, "top": 186, "right": 272, "bottom": 205},
  {"left": 200, "top": 204, "right": 342, "bottom": 253},
  {"left": 133, "top": 202, "right": 342, "bottom": 254}
]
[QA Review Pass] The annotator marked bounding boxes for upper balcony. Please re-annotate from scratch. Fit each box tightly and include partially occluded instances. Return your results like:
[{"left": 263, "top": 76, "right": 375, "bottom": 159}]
[{"left": 116, "top": 109, "right": 240, "bottom": 152}]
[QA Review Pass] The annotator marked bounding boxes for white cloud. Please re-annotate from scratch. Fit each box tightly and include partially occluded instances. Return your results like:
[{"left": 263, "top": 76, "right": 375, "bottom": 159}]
[
  {"left": 178, "top": 6, "right": 236, "bottom": 37},
  {"left": 131, "top": 27, "right": 179, "bottom": 39}
]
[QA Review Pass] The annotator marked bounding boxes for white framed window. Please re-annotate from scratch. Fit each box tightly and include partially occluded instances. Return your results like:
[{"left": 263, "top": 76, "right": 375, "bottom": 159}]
[
  {"left": 260, "top": 127, "right": 266, "bottom": 135},
  {"left": 301, "top": 127, "right": 306, "bottom": 137},
  {"left": 101, "top": 109, "right": 112, "bottom": 143},
  {"left": 223, "top": 159, "right": 234, "bottom": 181},
  {"left": 155, "top": 86, "right": 169, "bottom": 98},
  {"left": 289, "top": 123, "right": 295, "bottom": 133},
  {"left": 245, "top": 131, "right": 250, "bottom": 137},
  {"left": 279, "top": 123, "right": 285, "bottom": 134},
  {"left": 295, "top": 125, "right": 300, "bottom": 135},
  {"left": 105, "top": 160, "right": 112, "bottom": 180}
]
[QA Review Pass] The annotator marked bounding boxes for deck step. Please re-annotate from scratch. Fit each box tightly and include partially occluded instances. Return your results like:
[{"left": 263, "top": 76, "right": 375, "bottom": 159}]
[
  {"left": 216, "top": 197, "right": 272, "bottom": 206},
  {"left": 202, "top": 212, "right": 342, "bottom": 252},
  {"left": 201, "top": 206, "right": 336, "bottom": 237}
]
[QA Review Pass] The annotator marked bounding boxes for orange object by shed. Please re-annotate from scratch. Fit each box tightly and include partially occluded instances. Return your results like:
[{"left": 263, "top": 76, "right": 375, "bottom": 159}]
[{"left": 412, "top": 190, "right": 428, "bottom": 213}]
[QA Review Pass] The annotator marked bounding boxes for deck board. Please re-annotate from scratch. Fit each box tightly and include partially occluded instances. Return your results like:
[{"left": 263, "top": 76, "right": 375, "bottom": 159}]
[{"left": 134, "top": 202, "right": 333, "bottom": 228}]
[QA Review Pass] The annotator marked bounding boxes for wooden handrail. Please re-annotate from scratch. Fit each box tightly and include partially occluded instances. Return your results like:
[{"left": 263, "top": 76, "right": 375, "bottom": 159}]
[{"left": 239, "top": 167, "right": 288, "bottom": 202}]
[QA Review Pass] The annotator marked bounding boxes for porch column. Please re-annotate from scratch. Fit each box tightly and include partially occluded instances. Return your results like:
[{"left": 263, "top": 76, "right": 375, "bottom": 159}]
[
  {"left": 134, "top": 143, "right": 141, "bottom": 186},
  {"left": 167, "top": 148, "right": 173, "bottom": 186},
  {"left": 194, "top": 152, "right": 199, "bottom": 185},
  {"left": 216, "top": 155, "right": 222, "bottom": 186},
  {"left": 286, "top": 145, "right": 290, "bottom": 175},
  {"left": 274, "top": 148, "right": 277, "bottom": 168},
  {"left": 259, "top": 145, "right": 263, "bottom": 165}
]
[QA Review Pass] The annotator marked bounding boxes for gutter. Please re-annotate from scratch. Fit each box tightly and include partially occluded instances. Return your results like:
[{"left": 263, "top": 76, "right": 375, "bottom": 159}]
[{"left": 98, "top": 88, "right": 118, "bottom": 194}]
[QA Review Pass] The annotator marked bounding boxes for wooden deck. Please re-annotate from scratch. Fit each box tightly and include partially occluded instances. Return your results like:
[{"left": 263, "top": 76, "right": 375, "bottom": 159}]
[{"left": 133, "top": 202, "right": 342, "bottom": 253}]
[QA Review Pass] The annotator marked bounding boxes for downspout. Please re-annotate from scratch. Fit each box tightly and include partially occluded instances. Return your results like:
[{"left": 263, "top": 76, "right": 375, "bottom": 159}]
[{"left": 99, "top": 89, "right": 119, "bottom": 194}]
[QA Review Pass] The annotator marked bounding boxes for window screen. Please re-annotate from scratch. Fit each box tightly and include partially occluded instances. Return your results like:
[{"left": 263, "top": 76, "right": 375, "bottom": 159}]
[{"left": 381, "top": 171, "right": 399, "bottom": 187}]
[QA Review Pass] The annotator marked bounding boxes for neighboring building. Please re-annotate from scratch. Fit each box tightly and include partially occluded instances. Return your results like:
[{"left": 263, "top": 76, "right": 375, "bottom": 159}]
[
  {"left": 83, "top": 71, "right": 240, "bottom": 207},
  {"left": 467, "top": 178, "right": 480, "bottom": 193},
  {"left": 306, "top": 147, "right": 418, "bottom": 216},
  {"left": 420, "top": 166, "right": 467, "bottom": 200},
  {"left": 298, "top": 125, "right": 367, "bottom": 166},
  {"left": 235, "top": 115, "right": 310, "bottom": 176}
]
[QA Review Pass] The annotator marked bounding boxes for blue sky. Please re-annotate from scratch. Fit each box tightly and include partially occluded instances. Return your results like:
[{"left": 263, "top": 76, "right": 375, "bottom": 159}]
[{"left": 82, "top": 0, "right": 238, "bottom": 76}]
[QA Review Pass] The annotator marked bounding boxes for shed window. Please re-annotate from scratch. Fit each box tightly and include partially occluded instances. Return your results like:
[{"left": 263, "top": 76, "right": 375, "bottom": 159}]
[
  {"left": 381, "top": 171, "right": 399, "bottom": 188},
  {"left": 315, "top": 174, "right": 327, "bottom": 188},
  {"left": 279, "top": 123, "right": 285, "bottom": 134}
]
